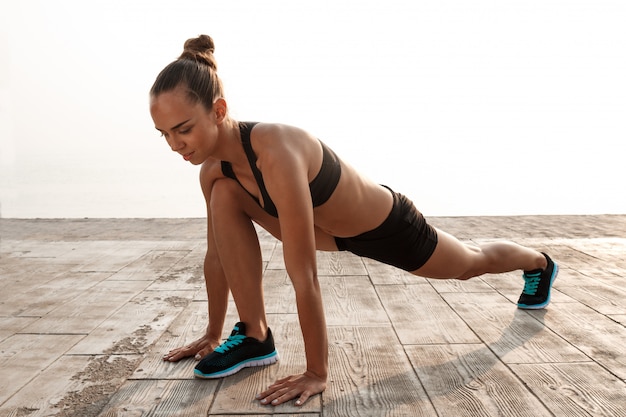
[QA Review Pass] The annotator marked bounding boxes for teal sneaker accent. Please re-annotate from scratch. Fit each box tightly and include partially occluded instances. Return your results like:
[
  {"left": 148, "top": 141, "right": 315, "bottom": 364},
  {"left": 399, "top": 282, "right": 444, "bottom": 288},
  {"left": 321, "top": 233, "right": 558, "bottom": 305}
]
[
  {"left": 214, "top": 333, "right": 246, "bottom": 354},
  {"left": 521, "top": 271, "right": 542, "bottom": 296},
  {"left": 517, "top": 253, "right": 558, "bottom": 309},
  {"left": 194, "top": 322, "right": 279, "bottom": 379}
]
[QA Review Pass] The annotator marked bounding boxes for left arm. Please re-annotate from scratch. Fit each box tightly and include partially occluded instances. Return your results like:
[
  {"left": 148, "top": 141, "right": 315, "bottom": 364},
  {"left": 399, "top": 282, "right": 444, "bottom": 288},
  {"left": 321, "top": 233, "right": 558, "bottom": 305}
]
[{"left": 255, "top": 130, "right": 328, "bottom": 406}]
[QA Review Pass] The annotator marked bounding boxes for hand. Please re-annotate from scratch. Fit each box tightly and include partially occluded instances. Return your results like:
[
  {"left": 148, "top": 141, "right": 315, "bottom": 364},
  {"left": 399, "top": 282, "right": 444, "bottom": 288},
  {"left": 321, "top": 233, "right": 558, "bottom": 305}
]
[
  {"left": 257, "top": 371, "right": 327, "bottom": 407},
  {"left": 162, "top": 333, "right": 220, "bottom": 362}
]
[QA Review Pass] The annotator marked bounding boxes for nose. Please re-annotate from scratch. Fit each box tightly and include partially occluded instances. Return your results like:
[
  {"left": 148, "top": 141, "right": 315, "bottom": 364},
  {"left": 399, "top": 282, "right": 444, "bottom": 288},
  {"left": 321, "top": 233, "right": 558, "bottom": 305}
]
[{"left": 166, "top": 136, "right": 184, "bottom": 153}]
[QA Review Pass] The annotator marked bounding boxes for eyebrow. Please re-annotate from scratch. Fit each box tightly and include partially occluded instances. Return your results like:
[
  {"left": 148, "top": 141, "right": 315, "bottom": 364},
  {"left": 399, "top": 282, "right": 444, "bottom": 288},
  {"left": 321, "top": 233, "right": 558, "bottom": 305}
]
[{"left": 155, "top": 118, "right": 192, "bottom": 132}]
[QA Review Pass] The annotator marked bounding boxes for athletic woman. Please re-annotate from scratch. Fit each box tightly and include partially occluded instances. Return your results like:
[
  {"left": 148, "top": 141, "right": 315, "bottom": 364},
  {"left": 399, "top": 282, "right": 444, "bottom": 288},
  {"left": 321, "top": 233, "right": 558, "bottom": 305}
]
[{"left": 149, "top": 35, "right": 558, "bottom": 407}]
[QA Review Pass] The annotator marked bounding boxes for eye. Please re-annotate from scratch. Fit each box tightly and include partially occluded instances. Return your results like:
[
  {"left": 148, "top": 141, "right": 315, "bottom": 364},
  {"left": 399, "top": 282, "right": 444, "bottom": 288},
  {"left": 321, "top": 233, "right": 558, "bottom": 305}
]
[{"left": 179, "top": 127, "right": 192, "bottom": 134}]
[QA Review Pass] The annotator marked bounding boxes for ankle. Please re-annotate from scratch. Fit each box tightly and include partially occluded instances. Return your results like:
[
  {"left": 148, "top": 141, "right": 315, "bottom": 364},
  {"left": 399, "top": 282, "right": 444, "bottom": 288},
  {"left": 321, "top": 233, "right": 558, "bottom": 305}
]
[
  {"left": 525, "top": 252, "right": 547, "bottom": 273},
  {"left": 243, "top": 320, "right": 268, "bottom": 341},
  {"left": 535, "top": 252, "right": 548, "bottom": 271}
]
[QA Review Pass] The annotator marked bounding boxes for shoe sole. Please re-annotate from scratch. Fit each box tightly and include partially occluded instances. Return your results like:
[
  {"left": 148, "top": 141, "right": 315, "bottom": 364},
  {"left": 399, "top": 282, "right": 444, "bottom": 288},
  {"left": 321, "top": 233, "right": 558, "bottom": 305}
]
[
  {"left": 194, "top": 351, "right": 279, "bottom": 379},
  {"left": 517, "top": 262, "right": 559, "bottom": 310}
]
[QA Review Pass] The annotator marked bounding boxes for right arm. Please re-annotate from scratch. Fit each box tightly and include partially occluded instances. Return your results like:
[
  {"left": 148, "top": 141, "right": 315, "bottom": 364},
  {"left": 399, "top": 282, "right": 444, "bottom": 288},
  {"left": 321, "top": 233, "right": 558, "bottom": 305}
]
[{"left": 162, "top": 160, "right": 230, "bottom": 361}]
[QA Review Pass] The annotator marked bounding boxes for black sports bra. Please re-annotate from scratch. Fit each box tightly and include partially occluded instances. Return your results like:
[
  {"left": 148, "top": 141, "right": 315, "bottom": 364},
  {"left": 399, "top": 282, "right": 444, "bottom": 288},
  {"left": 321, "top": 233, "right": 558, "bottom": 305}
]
[{"left": 220, "top": 122, "right": 342, "bottom": 217}]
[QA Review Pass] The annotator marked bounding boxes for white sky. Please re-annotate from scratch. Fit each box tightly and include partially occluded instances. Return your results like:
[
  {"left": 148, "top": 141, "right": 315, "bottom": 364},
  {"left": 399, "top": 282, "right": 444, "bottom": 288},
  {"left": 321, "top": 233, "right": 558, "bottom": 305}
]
[{"left": 1, "top": 0, "right": 625, "bottom": 217}]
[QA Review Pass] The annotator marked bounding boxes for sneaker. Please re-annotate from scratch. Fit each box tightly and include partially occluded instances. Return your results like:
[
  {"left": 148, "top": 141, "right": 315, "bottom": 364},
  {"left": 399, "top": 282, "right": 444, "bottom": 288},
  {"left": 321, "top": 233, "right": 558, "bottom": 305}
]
[
  {"left": 517, "top": 253, "right": 558, "bottom": 309},
  {"left": 194, "top": 322, "right": 278, "bottom": 379}
]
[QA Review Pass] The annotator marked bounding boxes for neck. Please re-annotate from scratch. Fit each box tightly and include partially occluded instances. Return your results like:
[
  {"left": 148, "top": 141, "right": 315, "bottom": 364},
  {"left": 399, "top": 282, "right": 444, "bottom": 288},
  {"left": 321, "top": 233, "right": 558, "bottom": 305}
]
[{"left": 215, "top": 117, "right": 244, "bottom": 162}]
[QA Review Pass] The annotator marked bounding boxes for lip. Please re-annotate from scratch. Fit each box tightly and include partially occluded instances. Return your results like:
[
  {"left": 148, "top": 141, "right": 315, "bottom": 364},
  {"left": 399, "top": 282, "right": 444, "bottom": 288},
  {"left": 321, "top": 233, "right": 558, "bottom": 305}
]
[{"left": 183, "top": 152, "right": 194, "bottom": 161}]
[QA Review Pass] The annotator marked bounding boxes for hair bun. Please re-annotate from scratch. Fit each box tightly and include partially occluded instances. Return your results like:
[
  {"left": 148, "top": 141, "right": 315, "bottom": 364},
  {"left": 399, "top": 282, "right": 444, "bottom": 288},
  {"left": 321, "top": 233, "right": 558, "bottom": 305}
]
[{"left": 179, "top": 34, "right": 218, "bottom": 71}]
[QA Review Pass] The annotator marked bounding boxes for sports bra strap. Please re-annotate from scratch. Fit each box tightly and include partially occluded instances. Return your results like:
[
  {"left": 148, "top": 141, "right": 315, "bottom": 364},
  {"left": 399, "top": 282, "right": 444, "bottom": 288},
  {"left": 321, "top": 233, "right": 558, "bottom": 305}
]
[{"left": 239, "top": 122, "right": 278, "bottom": 217}]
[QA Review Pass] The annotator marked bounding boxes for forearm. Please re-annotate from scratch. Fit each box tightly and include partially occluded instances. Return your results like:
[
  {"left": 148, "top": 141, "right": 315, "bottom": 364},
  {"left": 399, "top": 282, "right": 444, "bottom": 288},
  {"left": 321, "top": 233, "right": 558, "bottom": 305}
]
[
  {"left": 204, "top": 250, "right": 229, "bottom": 341},
  {"left": 294, "top": 281, "right": 329, "bottom": 380}
]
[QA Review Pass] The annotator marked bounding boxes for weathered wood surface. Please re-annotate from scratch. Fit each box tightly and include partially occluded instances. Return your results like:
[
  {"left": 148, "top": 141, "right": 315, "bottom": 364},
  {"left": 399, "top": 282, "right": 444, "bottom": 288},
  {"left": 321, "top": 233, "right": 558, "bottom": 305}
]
[{"left": 0, "top": 215, "right": 625, "bottom": 416}]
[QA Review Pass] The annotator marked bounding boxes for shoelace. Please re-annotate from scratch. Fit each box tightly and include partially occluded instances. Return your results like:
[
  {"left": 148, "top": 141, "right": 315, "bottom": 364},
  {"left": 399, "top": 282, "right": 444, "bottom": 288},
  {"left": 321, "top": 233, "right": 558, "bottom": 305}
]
[
  {"left": 522, "top": 272, "right": 542, "bottom": 295},
  {"left": 214, "top": 334, "right": 246, "bottom": 354}
]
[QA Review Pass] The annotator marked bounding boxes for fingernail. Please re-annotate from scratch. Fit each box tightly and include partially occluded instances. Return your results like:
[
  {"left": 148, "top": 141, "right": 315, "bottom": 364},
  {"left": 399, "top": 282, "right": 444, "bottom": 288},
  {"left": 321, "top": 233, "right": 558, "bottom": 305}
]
[
  {"left": 194, "top": 353, "right": 201, "bottom": 360},
  {"left": 296, "top": 400, "right": 302, "bottom": 406},
  {"left": 272, "top": 399, "right": 278, "bottom": 405}
]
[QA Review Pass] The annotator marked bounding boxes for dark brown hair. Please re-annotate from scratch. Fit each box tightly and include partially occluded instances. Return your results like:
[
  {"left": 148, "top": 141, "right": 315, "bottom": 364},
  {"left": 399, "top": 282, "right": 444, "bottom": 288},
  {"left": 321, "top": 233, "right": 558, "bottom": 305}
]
[{"left": 150, "top": 35, "right": 224, "bottom": 110}]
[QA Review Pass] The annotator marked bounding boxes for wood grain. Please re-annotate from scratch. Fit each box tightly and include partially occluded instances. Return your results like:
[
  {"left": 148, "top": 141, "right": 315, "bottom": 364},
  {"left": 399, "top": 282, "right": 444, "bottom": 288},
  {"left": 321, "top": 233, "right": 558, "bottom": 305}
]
[
  {"left": 324, "top": 326, "right": 436, "bottom": 417},
  {"left": 406, "top": 344, "right": 552, "bottom": 416},
  {"left": 511, "top": 362, "right": 626, "bottom": 417},
  {"left": 377, "top": 283, "right": 479, "bottom": 344},
  {"left": 443, "top": 291, "right": 588, "bottom": 364},
  {"left": 1, "top": 216, "right": 625, "bottom": 416}
]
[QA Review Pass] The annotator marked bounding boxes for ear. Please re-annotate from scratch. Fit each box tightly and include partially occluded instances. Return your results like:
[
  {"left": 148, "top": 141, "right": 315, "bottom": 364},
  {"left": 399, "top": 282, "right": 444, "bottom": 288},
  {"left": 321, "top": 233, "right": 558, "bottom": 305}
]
[{"left": 213, "top": 98, "right": 228, "bottom": 124}]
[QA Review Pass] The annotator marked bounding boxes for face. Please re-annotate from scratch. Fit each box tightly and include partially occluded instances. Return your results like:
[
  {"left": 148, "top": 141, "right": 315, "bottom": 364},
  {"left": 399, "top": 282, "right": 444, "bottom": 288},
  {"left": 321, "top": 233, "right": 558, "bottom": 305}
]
[{"left": 150, "top": 88, "right": 220, "bottom": 165}]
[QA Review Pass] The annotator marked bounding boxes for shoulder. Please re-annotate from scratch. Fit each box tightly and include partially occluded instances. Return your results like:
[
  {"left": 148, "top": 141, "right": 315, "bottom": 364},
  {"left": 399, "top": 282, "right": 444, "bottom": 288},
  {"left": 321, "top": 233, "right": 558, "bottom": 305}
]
[
  {"left": 251, "top": 123, "right": 320, "bottom": 167},
  {"left": 251, "top": 123, "right": 311, "bottom": 143},
  {"left": 199, "top": 158, "right": 225, "bottom": 197}
]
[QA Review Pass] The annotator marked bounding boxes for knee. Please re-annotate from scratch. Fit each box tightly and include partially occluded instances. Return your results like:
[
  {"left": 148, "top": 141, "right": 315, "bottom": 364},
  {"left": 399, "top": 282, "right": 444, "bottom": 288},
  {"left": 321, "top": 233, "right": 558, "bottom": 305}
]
[
  {"left": 209, "top": 179, "right": 242, "bottom": 216},
  {"left": 456, "top": 246, "right": 487, "bottom": 280}
]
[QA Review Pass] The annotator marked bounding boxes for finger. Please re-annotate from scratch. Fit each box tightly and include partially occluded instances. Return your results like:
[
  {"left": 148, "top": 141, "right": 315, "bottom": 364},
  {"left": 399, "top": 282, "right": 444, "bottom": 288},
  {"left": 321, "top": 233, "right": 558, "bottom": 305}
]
[
  {"left": 162, "top": 349, "right": 181, "bottom": 361},
  {"left": 295, "top": 391, "right": 311, "bottom": 407},
  {"left": 270, "top": 390, "right": 301, "bottom": 406},
  {"left": 257, "top": 380, "right": 288, "bottom": 399},
  {"left": 258, "top": 386, "right": 290, "bottom": 406},
  {"left": 164, "top": 345, "right": 195, "bottom": 362},
  {"left": 163, "top": 351, "right": 185, "bottom": 362},
  {"left": 195, "top": 346, "right": 211, "bottom": 360}
]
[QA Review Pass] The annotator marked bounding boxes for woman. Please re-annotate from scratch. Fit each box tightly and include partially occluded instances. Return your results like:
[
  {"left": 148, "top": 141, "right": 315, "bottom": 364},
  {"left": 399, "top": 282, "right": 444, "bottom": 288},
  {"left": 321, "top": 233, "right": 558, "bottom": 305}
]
[{"left": 150, "top": 35, "right": 558, "bottom": 407}]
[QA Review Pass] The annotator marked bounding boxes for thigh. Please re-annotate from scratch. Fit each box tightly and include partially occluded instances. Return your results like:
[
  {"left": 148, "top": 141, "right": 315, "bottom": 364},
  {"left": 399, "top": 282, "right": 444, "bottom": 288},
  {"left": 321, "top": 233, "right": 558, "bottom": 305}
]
[
  {"left": 211, "top": 178, "right": 339, "bottom": 252},
  {"left": 411, "top": 228, "right": 482, "bottom": 279}
]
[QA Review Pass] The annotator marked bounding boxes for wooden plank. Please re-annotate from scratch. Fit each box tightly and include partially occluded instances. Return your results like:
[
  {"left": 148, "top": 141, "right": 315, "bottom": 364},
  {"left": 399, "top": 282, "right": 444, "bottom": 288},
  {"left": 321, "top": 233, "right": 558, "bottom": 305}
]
[
  {"left": 377, "top": 284, "right": 479, "bottom": 344},
  {"left": 0, "top": 256, "right": 80, "bottom": 299},
  {"left": 558, "top": 284, "right": 626, "bottom": 315},
  {"left": 67, "top": 290, "right": 196, "bottom": 355},
  {"left": 1, "top": 240, "right": 78, "bottom": 258},
  {"left": 567, "top": 237, "right": 626, "bottom": 259},
  {"left": 428, "top": 276, "right": 494, "bottom": 293},
  {"left": 263, "top": 271, "right": 390, "bottom": 325},
  {"left": 146, "top": 247, "right": 206, "bottom": 291},
  {"left": 610, "top": 314, "right": 626, "bottom": 326},
  {"left": 56, "top": 354, "right": 143, "bottom": 417},
  {"left": 0, "top": 334, "right": 84, "bottom": 404},
  {"left": 71, "top": 241, "right": 156, "bottom": 273},
  {"left": 362, "top": 257, "right": 430, "bottom": 285},
  {"left": 442, "top": 292, "right": 589, "bottom": 364},
  {"left": 316, "top": 251, "right": 367, "bottom": 276},
  {"left": 16, "top": 271, "right": 113, "bottom": 317},
  {"left": 0, "top": 355, "right": 91, "bottom": 417},
  {"left": 537, "top": 302, "right": 626, "bottom": 380},
  {"left": 511, "top": 362, "right": 626, "bottom": 417},
  {"left": 21, "top": 280, "right": 152, "bottom": 334},
  {"left": 267, "top": 244, "right": 368, "bottom": 276},
  {"left": 406, "top": 344, "right": 552, "bottom": 417},
  {"left": 262, "top": 269, "right": 297, "bottom": 315},
  {"left": 323, "top": 326, "right": 436, "bottom": 417},
  {"left": 96, "top": 379, "right": 218, "bottom": 417},
  {"left": 320, "top": 276, "right": 389, "bottom": 326},
  {"left": 106, "top": 250, "right": 192, "bottom": 281},
  {"left": 211, "top": 415, "right": 318, "bottom": 417},
  {"left": 0, "top": 316, "right": 37, "bottom": 343},
  {"left": 559, "top": 266, "right": 626, "bottom": 294},
  {"left": 131, "top": 300, "right": 238, "bottom": 380},
  {"left": 0, "top": 354, "right": 140, "bottom": 417}
]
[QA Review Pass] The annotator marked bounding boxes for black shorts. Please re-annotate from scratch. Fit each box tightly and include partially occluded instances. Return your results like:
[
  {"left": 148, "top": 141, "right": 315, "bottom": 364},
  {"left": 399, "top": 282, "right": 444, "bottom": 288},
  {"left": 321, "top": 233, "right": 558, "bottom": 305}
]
[{"left": 334, "top": 187, "right": 438, "bottom": 271}]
